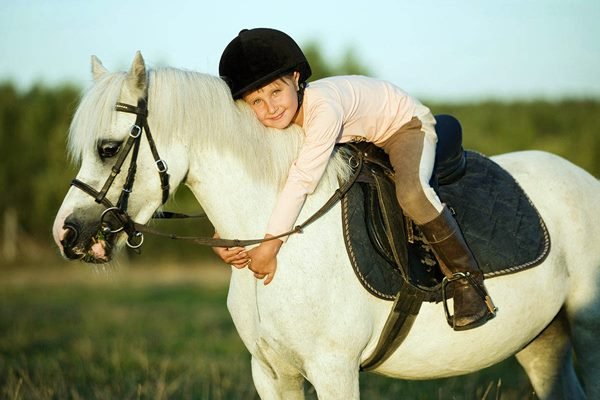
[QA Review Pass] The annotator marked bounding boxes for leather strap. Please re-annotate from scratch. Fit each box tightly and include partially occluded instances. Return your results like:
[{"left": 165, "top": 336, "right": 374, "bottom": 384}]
[{"left": 360, "top": 284, "right": 424, "bottom": 371}]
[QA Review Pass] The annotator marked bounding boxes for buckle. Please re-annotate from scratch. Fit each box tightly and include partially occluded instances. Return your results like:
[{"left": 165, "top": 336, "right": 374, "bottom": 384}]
[
  {"left": 100, "top": 207, "right": 126, "bottom": 233},
  {"left": 130, "top": 124, "right": 142, "bottom": 138},
  {"left": 155, "top": 159, "right": 168, "bottom": 173},
  {"left": 126, "top": 231, "right": 144, "bottom": 249}
]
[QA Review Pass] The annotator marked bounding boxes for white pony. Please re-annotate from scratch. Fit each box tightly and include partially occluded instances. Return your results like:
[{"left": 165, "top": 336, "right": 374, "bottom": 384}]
[{"left": 53, "top": 53, "right": 600, "bottom": 399}]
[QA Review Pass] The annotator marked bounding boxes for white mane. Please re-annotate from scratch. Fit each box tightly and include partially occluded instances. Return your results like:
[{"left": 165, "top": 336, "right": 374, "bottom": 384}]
[{"left": 68, "top": 66, "right": 350, "bottom": 189}]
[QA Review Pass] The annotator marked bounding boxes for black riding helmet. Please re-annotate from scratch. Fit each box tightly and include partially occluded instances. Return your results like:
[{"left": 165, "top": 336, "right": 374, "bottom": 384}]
[{"left": 219, "top": 28, "right": 312, "bottom": 99}]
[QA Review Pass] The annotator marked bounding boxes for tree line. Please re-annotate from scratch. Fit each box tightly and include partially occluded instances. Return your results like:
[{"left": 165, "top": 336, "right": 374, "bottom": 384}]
[{"left": 1, "top": 48, "right": 599, "bottom": 266}]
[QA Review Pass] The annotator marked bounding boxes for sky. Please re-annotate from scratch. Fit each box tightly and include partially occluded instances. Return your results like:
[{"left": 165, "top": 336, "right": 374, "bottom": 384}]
[{"left": 1, "top": 0, "right": 599, "bottom": 101}]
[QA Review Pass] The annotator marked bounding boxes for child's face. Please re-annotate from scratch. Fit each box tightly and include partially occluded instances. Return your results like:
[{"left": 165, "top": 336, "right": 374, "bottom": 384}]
[{"left": 243, "top": 72, "right": 301, "bottom": 129}]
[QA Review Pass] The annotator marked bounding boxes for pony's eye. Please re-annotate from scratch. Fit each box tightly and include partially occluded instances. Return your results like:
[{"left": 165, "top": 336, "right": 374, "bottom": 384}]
[{"left": 97, "top": 140, "right": 123, "bottom": 160}]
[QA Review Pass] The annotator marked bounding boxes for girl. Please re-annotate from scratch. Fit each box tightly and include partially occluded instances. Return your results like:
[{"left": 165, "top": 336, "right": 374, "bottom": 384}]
[{"left": 214, "top": 28, "right": 495, "bottom": 331}]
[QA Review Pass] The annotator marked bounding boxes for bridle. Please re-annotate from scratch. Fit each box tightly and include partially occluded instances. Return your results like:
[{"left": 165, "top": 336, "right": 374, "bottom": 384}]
[
  {"left": 69, "top": 95, "right": 364, "bottom": 250},
  {"left": 70, "top": 97, "right": 170, "bottom": 248}
]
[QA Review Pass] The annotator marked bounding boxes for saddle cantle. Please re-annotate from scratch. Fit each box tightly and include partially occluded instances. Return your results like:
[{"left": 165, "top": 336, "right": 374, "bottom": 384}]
[{"left": 340, "top": 115, "right": 551, "bottom": 302}]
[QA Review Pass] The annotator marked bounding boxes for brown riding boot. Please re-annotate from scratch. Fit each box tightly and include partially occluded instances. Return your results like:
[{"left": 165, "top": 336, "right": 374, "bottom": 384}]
[{"left": 419, "top": 207, "right": 496, "bottom": 331}]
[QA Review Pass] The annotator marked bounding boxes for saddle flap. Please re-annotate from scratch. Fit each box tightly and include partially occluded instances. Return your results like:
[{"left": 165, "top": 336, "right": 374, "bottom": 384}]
[
  {"left": 349, "top": 142, "right": 407, "bottom": 274},
  {"left": 363, "top": 172, "right": 408, "bottom": 278}
]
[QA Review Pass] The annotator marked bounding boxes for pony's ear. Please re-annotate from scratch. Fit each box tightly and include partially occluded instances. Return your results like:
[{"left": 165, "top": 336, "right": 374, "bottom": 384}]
[
  {"left": 91, "top": 55, "right": 108, "bottom": 81},
  {"left": 126, "top": 51, "right": 147, "bottom": 98}
]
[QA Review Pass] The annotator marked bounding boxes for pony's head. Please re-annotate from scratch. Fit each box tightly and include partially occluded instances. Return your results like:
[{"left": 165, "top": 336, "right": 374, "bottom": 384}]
[{"left": 52, "top": 52, "right": 191, "bottom": 263}]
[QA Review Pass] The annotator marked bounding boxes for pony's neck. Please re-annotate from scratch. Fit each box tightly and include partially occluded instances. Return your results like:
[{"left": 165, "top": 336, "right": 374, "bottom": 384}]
[{"left": 186, "top": 151, "right": 278, "bottom": 239}]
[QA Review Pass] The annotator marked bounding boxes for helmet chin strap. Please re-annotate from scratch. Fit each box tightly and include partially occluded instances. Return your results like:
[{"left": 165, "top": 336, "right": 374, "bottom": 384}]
[
  {"left": 297, "top": 81, "right": 306, "bottom": 103},
  {"left": 296, "top": 81, "right": 306, "bottom": 113},
  {"left": 292, "top": 83, "right": 306, "bottom": 126}
]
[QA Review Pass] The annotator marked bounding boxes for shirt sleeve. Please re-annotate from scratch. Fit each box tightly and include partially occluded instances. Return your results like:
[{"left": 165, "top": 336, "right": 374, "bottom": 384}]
[{"left": 266, "top": 100, "right": 344, "bottom": 238}]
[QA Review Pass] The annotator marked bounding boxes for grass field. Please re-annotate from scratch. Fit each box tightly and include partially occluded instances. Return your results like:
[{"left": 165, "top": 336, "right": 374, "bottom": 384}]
[{"left": 1, "top": 262, "right": 536, "bottom": 399}]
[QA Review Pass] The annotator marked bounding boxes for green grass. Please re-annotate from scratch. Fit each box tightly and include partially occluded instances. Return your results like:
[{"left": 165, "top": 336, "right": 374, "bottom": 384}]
[{"left": 1, "top": 264, "right": 535, "bottom": 399}]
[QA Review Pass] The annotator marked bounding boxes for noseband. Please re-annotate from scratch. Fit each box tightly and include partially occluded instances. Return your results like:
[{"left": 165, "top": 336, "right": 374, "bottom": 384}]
[{"left": 70, "top": 97, "right": 170, "bottom": 248}]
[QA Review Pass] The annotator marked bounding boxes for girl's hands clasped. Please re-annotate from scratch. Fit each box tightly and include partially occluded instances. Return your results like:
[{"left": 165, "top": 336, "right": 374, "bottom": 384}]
[
  {"left": 246, "top": 235, "right": 283, "bottom": 285},
  {"left": 212, "top": 232, "right": 250, "bottom": 269},
  {"left": 212, "top": 232, "right": 283, "bottom": 285}
]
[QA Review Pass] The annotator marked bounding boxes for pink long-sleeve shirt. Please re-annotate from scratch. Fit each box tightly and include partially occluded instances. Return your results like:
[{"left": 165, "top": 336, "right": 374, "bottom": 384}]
[{"left": 266, "top": 75, "right": 435, "bottom": 238}]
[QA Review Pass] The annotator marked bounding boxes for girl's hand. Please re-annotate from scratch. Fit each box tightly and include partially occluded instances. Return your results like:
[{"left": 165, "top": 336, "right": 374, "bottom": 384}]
[
  {"left": 247, "top": 235, "right": 283, "bottom": 285},
  {"left": 212, "top": 232, "right": 250, "bottom": 269}
]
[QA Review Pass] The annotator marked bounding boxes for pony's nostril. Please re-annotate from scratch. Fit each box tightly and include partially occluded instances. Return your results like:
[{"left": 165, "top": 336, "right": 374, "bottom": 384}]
[{"left": 61, "top": 224, "right": 79, "bottom": 249}]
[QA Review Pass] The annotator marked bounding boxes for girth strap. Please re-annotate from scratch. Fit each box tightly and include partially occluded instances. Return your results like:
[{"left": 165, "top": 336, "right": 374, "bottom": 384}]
[{"left": 360, "top": 284, "right": 425, "bottom": 371}]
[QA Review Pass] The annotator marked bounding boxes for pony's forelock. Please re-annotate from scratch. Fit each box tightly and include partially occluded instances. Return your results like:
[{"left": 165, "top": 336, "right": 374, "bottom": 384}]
[{"left": 68, "top": 72, "right": 127, "bottom": 164}]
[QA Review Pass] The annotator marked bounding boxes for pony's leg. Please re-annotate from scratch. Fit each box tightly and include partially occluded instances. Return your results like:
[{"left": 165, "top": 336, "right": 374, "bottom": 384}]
[
  {"left": 569, "top": 297, "right": 600, "bottom": 399},
  {"left": 251, "top": 356, "right": 305, "bottom": 400},
  {"left": 515, "top": 309, "right": 585, "bottom": 400},
  {"left": 304, "top": 355, "right": 360, "bottom": 400}
]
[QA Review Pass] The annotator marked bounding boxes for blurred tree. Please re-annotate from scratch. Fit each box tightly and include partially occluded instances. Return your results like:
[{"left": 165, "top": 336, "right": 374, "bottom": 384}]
[
  {"left": 0, "top": 84, "right": 20, "bottom": 262},
  {"left": 0, "top": 84, "right": 19, "bottom": 210},
  {"left": 303, "top": 42, "right": 372, "bottom": 80},
  {"left": 429, "top": 100, "right": 600, "bottom": 176},
  {"left": 0, "top": 83, "right": 79, "bottom": 263},
  {"left": 303, "top": 42, "right": 334, "bottom": 80}
]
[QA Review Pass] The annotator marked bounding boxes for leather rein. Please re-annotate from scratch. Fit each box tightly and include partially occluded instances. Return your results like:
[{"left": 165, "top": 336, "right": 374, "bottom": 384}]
[{"left": 69, "top": 96, "right": 364, "bottom": 249}]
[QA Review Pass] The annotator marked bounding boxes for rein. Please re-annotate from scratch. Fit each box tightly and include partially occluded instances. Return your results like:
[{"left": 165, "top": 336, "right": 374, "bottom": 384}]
[
  {"left": 133, "top": 150, "right": 362, "bottom": 247},
  {"left": 69, "top": 96, "right": 364, "bottom": 249}
]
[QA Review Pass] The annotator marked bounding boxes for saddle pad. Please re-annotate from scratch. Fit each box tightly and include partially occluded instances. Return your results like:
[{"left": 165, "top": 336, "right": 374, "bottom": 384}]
[
  {"left": 438, "top": 151, "right": 550, "bottom": 275},
  {"left": 342, "top": 151, "right": 550, "bottom": 301}
]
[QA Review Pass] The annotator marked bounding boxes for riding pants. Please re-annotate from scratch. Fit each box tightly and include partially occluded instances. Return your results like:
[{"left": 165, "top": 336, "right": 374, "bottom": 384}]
[{"left": 380, "top": 116, "right": 443, "bottom": 225}]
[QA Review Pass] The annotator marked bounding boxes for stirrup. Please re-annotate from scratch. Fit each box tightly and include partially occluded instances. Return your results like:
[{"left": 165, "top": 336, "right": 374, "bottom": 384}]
[{"left": 441, "top": 272, "right": 498, "bottom": 327}]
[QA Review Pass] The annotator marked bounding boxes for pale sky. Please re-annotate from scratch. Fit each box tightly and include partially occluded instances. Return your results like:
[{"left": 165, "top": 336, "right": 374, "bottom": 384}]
[{"left": 1, "top": 0, "right": 599, "bottom": 101}]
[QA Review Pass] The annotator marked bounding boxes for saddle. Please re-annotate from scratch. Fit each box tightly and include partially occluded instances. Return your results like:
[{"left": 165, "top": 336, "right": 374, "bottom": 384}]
[
  {"left": 340, "top": 116, "right": 550, "bottom": 303},
  {"left": 341, "top": 115, "right": 551, "bottom": 371}
]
